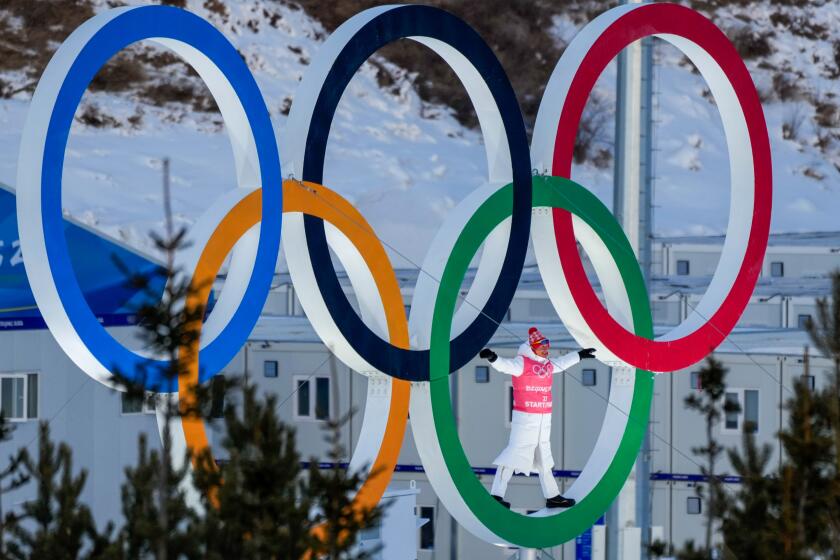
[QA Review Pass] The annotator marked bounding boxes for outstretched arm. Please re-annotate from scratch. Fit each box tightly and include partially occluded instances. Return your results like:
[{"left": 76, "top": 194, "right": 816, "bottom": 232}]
[
  {"left": 550, "top": 348, "right": 596, "bottom": 372},
  {"left": 479, "top": 348, "right": 524, "bottom": 377}
]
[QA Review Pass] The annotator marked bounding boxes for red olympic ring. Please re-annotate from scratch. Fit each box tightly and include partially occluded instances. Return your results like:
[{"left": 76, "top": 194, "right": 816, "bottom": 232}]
[{"left": 550, "top": 4, "right": 771, "bottom": 372}]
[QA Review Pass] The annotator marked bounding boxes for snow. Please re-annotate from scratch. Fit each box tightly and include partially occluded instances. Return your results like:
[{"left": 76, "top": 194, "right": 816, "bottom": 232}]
[
  {"left": 0, "top": 0, "right": 486, "bottom": 268},
  {"left": 0, "top": 0, "right": 838, "bottom": 274}
]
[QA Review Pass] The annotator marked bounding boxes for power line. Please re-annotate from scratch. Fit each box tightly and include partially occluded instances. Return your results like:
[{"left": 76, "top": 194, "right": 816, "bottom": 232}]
[{"left": 16, "top": 147, "right": 798, "bottom": 537}]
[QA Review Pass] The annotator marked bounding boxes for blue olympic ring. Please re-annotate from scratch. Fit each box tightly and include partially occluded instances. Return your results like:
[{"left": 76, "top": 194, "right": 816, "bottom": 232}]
[{"left": 35, "top": 6, "right": 282, "bottom": 390}]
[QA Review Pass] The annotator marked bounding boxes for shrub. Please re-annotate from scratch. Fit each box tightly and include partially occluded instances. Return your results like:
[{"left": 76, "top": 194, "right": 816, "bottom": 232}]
[
  {"left": 773, "top": 72, "right": 802, "bottom": 102},
  {"left": 727, "top": 26, "right": 773, "bottom": 60},
  {"left": 0, "top": 0, "right": 96, "bottom": 93},
  {"left": 782, "top": 104, "right": 806, "bottom": 141},
  {"left": 90, "top": 52, "right": 148, "bottom": 93},
  {"left": 828, "top": 41, "right": 840, "bottom": 80},
  {"left": 76, "top": 104, "right": 122, "bottom": 128},
  {"left": 814, "top": 98, "right": 838, "bottom": 129},
  {"left": 573, "top": 92, "right": 613, "bottom": 168},
  {"left": 293, "top": 0, "right": 565, "bottom": 132}
]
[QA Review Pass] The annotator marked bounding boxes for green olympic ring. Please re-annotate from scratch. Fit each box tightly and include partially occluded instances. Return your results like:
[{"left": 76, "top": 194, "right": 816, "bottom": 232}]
[{"left": 422, "top": 176, "right": 653, "bottom": 547}]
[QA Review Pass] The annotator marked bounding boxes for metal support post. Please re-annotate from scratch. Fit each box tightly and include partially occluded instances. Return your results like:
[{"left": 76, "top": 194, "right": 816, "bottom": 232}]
[{"left": 610, "top": 0, "right": 655, "bottom": 558}]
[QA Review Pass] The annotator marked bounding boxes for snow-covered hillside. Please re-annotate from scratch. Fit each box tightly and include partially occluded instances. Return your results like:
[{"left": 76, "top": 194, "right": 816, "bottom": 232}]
[
  {"left": 0, "top": 0, "right": 486, "bottom": 268},
  {"left": 0, "top": 0, "right": 838, "bottom": 269}
]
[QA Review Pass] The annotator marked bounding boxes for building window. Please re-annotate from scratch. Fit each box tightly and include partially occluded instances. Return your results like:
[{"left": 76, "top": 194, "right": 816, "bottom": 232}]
[
  {"left": 294, "top": 376, "right": 330, "bottom": 421},
  {"left": 27, "top": 374, "right": 38, "bottom": 419},
  {"left": 803, "top": 375, "right": 816, "bottom": 391},
  {"left": 743, "top": 389, "right": 759, "bottom": 433},
  {"left": 121, "top": 392, "right": 156, "bottom": 415},
  {"left": 296, "top": 378, "right": 310, "bottom": 417},
  {"left": 475, "top": 366, "right": 490, "bottom": 384},
  {"left": 687, "top": 497, "right": 702, "bottom": 515},
  {"left": 723, "top": 389, "right": 759, "bottom": 433},
  {"left": 416, "top": 506, "right": 435, "bottom": 550},
  {"left": 315, "top": 378, "right": 330, "bottom": 420},
  {"left": 0, "top": 373, "right": 38, "bottom": 420},
  {"left": 121, "top": 393, "right": 142, "bottom": 414},
  {"left": 676, "top": 260, "right": 690, "bottom": 276},
  {"left": 724, "top": 392, "right": 740, "bottom": 430},
  {"left": 264, "top": 360, "right": 278, "bottom": 378},
  {"left": 690, "top": 371, "right": 702, "bottom": 390},
  {"left": 798, "top": 314, "right": 812, "bottom": 329},
  {"left": 359, "top": 518, "right": 382, "bottom": 543},
  {"left": 770, "top": 261, "right": 784, "bottom": 278},
  {"left": 582, "top": 368, "right": 597, "bottom": 386}
]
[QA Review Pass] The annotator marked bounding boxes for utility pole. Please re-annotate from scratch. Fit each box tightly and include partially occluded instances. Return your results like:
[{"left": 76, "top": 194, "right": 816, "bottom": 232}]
[
  {"left": 608, "top": 0, "right": 655, "bottom": 558},
  {"left": 636, "top": 33, "right": 655, "bottom": 560}
]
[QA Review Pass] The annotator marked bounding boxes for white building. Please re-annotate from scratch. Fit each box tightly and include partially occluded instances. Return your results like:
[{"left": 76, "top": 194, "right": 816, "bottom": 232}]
[{"left": 2, "top": 230, "right": 839, "bottom": 559}]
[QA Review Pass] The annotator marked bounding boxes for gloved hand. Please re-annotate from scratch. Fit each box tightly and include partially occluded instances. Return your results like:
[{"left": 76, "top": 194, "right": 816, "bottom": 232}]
[
  {"left": 578, "top": 348, "right": 596, "bottom": 360},
  {"left": 479, "top": 348, "right": 497, "bottom": 362}
]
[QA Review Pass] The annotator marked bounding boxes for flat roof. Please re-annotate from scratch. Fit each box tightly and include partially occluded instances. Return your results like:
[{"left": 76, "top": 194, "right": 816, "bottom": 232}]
[
  {"left": 263, "top": 265, "right": 832, "bottom": 298},
  {"left": 655, "top": 231, "right": 840, "bottom": 248},
  {"left": 248, "top": 315, "right": 818, "bottom": 359}
]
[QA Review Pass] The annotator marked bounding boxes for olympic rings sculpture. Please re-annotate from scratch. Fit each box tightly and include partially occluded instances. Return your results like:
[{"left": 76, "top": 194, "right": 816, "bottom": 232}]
[{"left": 15, "top": 2, "right": 771, "bottom": 549}]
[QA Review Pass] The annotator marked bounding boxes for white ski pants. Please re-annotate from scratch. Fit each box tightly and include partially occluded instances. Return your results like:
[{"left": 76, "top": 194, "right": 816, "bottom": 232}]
[{"left": 490, "top": 463, "right": 560, "bottom": 499}]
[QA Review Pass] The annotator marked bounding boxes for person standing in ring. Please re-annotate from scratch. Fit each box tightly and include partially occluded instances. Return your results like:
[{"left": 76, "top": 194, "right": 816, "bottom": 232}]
[{"left": 480, "top": 327, "right": 596, "bottom": 509}]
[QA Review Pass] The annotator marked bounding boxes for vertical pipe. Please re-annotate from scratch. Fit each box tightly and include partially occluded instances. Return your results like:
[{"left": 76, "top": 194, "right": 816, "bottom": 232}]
[
  {"left": 520, "top": 549, "right": 538, "bottom": 560},
  {"left": 349, "top": 365, "right": 354, "bottom": 460},
  {"left": 779, "top": 357, "right": 785, "bottom": 471},
  {"left": 637, "top": 33, "right": 656, "bottom": 560},
  {"left": 605, "top": 367, "right": 619, "bottom": 560},
  {"left": 162, "top": 157, "right": 173, "bottom": 243},
  {"left": 611, "top": 0, "right": 653, "bottom": 556},
  {"left": 243, "top": 343, "right": 249, "bottom": 384},
  {"left": 562, "top": 363, "right": 566, "bottom": 473},
  {"left": 450, "top": 373, "right": 459, "bottom": 560},
  {"left": 608, "top": 34, "right": 629, "bottom": 560},
  {"left": 669, "top": 372, "right": 674, "bottom": 549}
]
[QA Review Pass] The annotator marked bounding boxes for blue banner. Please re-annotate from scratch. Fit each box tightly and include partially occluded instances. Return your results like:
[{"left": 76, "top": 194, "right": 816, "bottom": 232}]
[
  {"left": 0, "top": 184, "right": 164, "bottom": 329},
  {"left": 297, "top": 461, "right": 744, "bottom": 484},
  {"left": 575, "top": 516, "right": 604, "bottom": 560},
  {"left": 575, "top": 527, "right": 592, "bottom": 560}
]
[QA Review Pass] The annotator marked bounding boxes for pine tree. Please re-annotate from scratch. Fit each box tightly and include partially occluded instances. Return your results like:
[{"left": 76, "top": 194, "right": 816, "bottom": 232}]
[
  {"left": 4, "top": 422, "right": 108, "bottom": 559},
  {"left": 107, "top": 164, "right": 206, "bottom": 560},
  {"left": 777, "top": 371, "right": 835, "bottom": 556},
  {"left": 718, "top": 271, "right": 840, "bottom": 558},
  {"left": 682, "top": 356, "right": 738, "bottom": 557},
  {"left": 191, "top": 384, "right": 316, "bottom": 559},
  {"left": 0, "top": 413, "right": 28, "bottom": 557},
  {"left": 0, "top": 412, "right": 13, "bottom": 443},
  {"left": 308, "top": 414, "right": 383, "bottom": 560},
  {"left": 106, "top": 226, "right": 204, "bottom": 560},
  {"left": 189, "top": 376, "right": 387, "bottom": 560},
  {"left": 190, "top": 384, "right": 384, "bottom": 559},
  {"left": 720, "top": 429, "right": 779, "bottom": 558},
  {"left": 674, "top": 541, "right": 709, "bottom": 560},
  {"left": 108, "top": 432, "right": 199, "bottom": 560},
  {"left": 110, "top": 160, "right": 382, "bottom": 558},
  {"left": 804, "top": 270, "right": 840, "bottom": 554},
  {"left": 720, "top": 356, "right": 838, "bottom": 559}
]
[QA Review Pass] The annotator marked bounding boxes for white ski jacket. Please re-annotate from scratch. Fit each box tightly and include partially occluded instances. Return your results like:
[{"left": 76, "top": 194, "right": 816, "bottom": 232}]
[{"left": 489, "top": 343, "right": 581, "bottom": 474}]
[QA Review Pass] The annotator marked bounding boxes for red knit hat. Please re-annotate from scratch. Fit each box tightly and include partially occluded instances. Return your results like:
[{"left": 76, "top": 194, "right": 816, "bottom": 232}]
[{"left": 528, "top": 327, "right": 548, "bottom": 350}]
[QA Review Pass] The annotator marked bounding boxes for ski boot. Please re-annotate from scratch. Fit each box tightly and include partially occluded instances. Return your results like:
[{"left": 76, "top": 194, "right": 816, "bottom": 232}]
[{"left": 545, "top": 494, "right": 575, "bottom": 509}]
